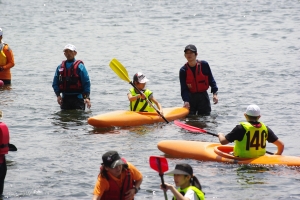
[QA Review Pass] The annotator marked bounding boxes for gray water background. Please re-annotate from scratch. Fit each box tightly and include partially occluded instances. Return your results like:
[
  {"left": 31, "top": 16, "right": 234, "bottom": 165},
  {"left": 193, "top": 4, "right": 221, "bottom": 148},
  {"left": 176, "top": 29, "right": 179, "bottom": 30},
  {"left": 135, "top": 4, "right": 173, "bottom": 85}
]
[{"left": 0, "top": 0, "right": 300, "bottom": 199}]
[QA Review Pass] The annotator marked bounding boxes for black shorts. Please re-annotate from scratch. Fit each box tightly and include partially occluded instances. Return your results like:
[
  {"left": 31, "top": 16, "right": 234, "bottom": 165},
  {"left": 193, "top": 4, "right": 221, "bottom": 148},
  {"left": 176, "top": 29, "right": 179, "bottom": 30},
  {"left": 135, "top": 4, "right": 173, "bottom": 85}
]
[
  {"left": 189, "top": 91, "right": 211, "bottom": 115},
  {"left": 61, "top": 95, "right": 85, "bottom": 110}
]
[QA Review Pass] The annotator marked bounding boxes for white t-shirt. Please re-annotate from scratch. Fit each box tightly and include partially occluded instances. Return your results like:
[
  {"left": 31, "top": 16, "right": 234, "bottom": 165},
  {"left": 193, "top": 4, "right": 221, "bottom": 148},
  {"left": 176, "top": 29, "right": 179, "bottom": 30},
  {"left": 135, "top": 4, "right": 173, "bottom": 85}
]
[{"left": 184, "top": 189, "right": 200, "bottom": 200}]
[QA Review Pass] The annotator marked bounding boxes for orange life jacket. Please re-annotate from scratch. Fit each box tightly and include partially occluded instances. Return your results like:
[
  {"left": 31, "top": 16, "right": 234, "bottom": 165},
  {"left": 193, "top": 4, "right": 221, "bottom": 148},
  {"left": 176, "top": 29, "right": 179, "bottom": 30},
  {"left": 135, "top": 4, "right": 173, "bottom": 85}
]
[
  {"left": 58, "top": 60, "right": 83, "bottom": 92},
  {"left": 185, "top": 61, "right": 209, "bottom": 93},
  {"left": 0, "top": 122, "right": 9, "bottom": 155}
]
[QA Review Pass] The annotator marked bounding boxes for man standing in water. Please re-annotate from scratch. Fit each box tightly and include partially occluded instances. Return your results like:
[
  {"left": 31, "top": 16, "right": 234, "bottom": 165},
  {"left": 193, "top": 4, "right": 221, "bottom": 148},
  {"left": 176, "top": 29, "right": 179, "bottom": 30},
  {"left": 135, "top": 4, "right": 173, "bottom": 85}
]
[
  {"left": 52, "top": 44, "right": 91, "bottom": 110},
  {"left": 179, "top": 44, "right": 218, "bottom": 115},
  {"left": 0, "top": 28, "right": 15, "bottom": 85}
]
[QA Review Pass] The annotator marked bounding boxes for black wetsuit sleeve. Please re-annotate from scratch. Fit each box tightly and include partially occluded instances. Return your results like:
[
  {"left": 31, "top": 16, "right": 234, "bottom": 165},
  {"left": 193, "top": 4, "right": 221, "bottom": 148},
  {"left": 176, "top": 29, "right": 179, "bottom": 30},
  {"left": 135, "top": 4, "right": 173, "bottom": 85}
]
[
  {"left": 200, "top": 61, "right": 218, "bottom": 94},
  {"left": 225, "top": 125, "right": 245, "bottom": 143},
  {"left": 266, "top": 127, "right": 278, "bottom": 143}
]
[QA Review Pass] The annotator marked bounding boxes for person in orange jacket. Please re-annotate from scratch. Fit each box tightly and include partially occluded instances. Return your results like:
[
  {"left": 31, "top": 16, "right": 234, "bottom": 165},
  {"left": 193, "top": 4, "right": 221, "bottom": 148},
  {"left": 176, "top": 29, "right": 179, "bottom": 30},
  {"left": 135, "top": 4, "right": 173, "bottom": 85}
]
[{"left": 0, "top": 28, "right": 15, "bottom": 85}]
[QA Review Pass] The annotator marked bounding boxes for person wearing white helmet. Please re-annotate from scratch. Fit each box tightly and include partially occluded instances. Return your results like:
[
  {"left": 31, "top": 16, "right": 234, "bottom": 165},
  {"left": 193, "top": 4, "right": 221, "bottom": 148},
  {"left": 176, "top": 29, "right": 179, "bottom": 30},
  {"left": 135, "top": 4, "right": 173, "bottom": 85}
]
[
  {"left": 218, "top": 104, "right": 284, "bottom": 158},
  {"left": 0, "top": 28, "right": 15, "bottom": 85},
  {"left": 52, "top": 44, "right": 91, "bottom": 110},
  {"left": 127, "top": 72, "right": 163, "bottom": 113}
]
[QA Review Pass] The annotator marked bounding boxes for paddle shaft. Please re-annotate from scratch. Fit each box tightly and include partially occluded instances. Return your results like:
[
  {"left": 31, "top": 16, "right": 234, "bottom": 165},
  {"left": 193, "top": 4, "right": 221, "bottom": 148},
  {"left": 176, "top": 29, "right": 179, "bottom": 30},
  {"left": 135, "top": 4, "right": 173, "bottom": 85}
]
[
  {"left": 155, "top": 157, "right": 168, "bottom": 200},
  {"left": 129, "top": 81, "right": 169, "bottom": 123},
  {"left": 160, "top": 174, "right": 168, "bottom": 200}
]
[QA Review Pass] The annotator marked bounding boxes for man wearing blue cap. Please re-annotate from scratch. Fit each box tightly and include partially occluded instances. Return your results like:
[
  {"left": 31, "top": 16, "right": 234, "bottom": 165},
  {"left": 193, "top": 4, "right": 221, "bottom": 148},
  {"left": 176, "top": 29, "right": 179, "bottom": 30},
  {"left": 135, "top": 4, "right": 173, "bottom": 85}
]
[{"left": 179, "top": 44, "right": 218, "bottom": 115}]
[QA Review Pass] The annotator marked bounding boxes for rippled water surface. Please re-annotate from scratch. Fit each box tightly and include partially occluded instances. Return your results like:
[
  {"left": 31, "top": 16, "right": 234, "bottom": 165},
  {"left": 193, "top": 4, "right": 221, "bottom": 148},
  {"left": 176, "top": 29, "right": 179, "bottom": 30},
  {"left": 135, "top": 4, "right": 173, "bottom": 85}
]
[{"left": 0, "top": 0, "right": 300, "bottom": 199}]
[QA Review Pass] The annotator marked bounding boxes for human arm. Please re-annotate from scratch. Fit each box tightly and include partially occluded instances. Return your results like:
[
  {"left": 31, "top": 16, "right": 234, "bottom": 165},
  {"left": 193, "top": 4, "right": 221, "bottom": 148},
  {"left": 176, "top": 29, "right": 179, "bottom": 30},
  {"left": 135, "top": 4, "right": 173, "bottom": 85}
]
[
  {"left": 160, "top": 183, "right": 190, "bottom": 200},
  {"left": 200, "top": 61, "right": 218, "bottom": 94},
  {"left": 127, "top": 93, "right": 142, "bottom": 102},
  {"left": 0, "top": 45, "right": 14, "bottom": 70},
  {"left": 218, "top": 133, "right": 230, "bottom": 145},
  {"left": 92, "top": 174, "right": 109, "bottom": 200},
  {"left": 78, "top": 63, "right": 91, "bottom": 108},
  {"left": 213, "top": 93, "right": 218, "bottom": 104},
  {"left": 124, "top": 177, "right": 143, "bottom": 200},
  {"left": 124, "top": 162, "right": 143, "bottom": 200},
  {"left": 52, "top": 66, "right": 62, "bottom": 102},
  {"left": 218, "top": 125, "right": 245, "bottom": 145},
  {"left": 150, "top": 96, "right": 163, "bottom": 114},
  {"left": 179, "top": 66, "right": 190, "bottom": 105},
  {"left": 272, "top": 139, "right": 284, "bottom": 155},
  {"left": 266, "top": 127, "right": 284, "bottom": 155}
]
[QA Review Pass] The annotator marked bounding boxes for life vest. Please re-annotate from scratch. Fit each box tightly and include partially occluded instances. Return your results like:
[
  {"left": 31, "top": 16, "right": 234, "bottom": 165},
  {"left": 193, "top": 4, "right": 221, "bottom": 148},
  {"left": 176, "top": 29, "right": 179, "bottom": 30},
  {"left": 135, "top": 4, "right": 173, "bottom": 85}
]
[
  {"left": 0, "top": 43, "right": 7, "bottom": 66},
  {"left": 173, "top": 186, "right": 205, "bottom": 200},
  {"left": 101, "top": 159, "right": 134, "bottom": 200},
  {"left": 185, "top": 61, "right": 209, "bottom": 93},
  {"left": 129, "top": 88, "right": 155, "bottom": 112},
  {"left": 0, "top": 122, "right": 10, "bottom": 155},
  {"left": 58, "top": 60, "right": 83, "bottom": 93},
  {"left": 234, "top": 122, "right": 268, "bottom": 158}
]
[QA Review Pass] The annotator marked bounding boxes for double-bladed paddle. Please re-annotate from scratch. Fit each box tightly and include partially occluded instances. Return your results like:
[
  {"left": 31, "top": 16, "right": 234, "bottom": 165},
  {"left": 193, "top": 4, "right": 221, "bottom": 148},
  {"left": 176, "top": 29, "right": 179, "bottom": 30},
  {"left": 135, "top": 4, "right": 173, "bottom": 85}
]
[
  {"left": 174, "top": 120, "right": 274, "bottom": 155},
  {"left": 109, "top": 58, "right": 169, "bottom": 123},
  {"left": 149, "top": 156, "right": 169, "bottom": 200}
]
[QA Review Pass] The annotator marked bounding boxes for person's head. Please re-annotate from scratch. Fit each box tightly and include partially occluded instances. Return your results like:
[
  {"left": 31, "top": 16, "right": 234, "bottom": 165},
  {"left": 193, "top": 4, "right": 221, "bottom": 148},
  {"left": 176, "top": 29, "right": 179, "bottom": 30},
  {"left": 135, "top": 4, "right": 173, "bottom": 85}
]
[
  {"left": 184, "top": 44, "right": 198, "bottom": 62},
  {"left": 244, "top": 104, "right": 261, "bottom": 122},
  {"left": 0, "top": 28, "right": 3, "bottom": 41},
  {"left": 166, "top": 163, "right": 202, "bottom": 190},
  {"left": 63, "top": 44, "right": 77, "bottom": 60},
  {"left": 101, "top": 151, "right": 125, "bottom": 178},
  {"left": 133, "top": 72, "right": 149, "bottom": 90}
]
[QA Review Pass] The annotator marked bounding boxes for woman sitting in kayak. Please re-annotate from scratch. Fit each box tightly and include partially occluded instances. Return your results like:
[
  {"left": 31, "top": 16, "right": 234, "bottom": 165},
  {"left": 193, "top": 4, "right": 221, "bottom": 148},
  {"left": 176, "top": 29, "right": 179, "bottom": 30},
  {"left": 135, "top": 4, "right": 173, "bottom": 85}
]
[
  {"left": 161, "top": 163, "right": 205, "bottom": 200},
  {"left": 218, "top": 104, "right": 284, "bottom": 158},
  {"left": 127, "top": 72, "right": 163, "bottom": 113}
]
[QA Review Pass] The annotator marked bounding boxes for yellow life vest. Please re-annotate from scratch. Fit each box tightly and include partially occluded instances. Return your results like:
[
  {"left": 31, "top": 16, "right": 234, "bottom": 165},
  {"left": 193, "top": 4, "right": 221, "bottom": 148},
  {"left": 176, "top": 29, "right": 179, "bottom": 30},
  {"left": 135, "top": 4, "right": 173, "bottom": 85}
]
[
  {"left": 0, "top": 43, "right": 7, "bottom": 66},
  {"left": 173, "top": 186, "right": 205, "bottom": 200},
  {"left": 234, "top": 122, "right": 268, "bottom": 158},
  {"left": 129, "top": 88, "right": 155, "bottom": 112}
]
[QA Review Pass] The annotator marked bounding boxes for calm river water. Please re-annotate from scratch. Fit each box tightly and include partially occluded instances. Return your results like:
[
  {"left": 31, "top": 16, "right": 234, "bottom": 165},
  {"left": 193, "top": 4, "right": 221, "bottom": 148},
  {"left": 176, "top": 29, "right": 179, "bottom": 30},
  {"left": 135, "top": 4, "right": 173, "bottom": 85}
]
[{"left": 0, "top": 0, "right": 300, "bottom": 199}]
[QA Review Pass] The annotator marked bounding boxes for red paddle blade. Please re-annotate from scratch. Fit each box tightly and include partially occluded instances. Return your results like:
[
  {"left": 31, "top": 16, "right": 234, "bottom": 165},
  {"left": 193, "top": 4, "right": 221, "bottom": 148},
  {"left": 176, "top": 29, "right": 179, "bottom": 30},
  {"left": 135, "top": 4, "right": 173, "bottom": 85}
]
[
  {"left": 149, "top": 156, "right": 168, "bottom": 174},
  {"left": 174, "top": 120, "right": 207, "bottom": 133}
]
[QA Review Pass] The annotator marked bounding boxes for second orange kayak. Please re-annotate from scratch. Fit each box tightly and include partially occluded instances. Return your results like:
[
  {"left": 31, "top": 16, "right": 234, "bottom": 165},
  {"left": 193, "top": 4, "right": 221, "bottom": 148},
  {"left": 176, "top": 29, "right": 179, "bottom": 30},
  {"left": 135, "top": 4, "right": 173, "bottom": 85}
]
[{"left": 158, "top": 140, "right": 300, "bottom": 166}]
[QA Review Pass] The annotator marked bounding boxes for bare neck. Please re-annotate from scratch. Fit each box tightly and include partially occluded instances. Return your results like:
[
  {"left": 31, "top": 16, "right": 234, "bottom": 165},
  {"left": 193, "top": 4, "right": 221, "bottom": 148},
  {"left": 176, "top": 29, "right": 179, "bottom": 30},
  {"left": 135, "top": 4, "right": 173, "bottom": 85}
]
[{"left": 187, "top": 60, "right": 197, "bottom": 67}]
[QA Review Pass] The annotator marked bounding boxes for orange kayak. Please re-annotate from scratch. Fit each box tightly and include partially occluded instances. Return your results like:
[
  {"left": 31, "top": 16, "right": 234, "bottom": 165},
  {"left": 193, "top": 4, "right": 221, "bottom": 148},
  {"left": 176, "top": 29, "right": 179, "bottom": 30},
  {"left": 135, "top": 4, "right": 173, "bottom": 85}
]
[
  {"left": 158, "top": 140, "right": 300, "bottom": 166},
  {"left": 88, "top": 107, "right": 189, "bottom": 128}
]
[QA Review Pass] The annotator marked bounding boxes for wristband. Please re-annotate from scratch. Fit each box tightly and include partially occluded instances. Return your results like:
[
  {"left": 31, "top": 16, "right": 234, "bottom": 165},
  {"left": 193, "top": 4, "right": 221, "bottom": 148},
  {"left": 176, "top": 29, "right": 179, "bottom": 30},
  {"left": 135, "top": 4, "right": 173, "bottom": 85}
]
[{"left": 134, "top": 187, "right": 140, "bottom": 194}]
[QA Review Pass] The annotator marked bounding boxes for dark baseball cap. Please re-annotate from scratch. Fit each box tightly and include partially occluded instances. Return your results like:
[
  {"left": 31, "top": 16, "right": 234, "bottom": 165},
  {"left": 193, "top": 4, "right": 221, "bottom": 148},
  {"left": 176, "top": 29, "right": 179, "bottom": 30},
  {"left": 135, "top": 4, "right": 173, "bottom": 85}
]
[
  {"left": 165, "top": 163, "right": 193, "bottom": 176},
  {"left": 184, "top": 44, "right": 197, "bottom": 52},
  {"left": 102, "top": 151, "right": 125, "bottom": 168}
]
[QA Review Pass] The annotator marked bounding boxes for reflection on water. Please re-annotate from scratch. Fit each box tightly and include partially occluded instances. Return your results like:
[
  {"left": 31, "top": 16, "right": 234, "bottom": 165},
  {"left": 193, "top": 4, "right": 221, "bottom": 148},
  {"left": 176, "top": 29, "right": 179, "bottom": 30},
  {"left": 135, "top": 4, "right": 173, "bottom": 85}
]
[
  {"left": 90, "top": 122, "right": 166, "bottom": 135},
  {"left": 51, "top": 110, "right": 91, "bottom": 129},
  {"left": 236, "top": 164, "right": 270, "bottom": 185}
]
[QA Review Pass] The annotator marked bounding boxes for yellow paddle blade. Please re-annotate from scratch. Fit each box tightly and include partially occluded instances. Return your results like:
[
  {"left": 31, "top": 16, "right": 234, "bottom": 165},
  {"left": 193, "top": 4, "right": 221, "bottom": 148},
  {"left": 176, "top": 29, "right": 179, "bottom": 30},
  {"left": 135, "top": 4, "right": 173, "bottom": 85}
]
[
  {"left": 109, "top": 58, "right": 131, "bottom": 83},
  {"left": 0, "top": 110, "right": 2, "bottom": 119}
]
